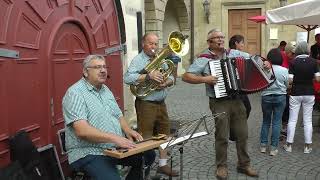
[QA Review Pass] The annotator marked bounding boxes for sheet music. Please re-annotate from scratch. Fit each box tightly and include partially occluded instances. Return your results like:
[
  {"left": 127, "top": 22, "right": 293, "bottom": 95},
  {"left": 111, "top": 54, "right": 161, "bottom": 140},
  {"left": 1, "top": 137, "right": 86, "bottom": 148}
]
[{"left": 160, "top": 131, "right": 208, "bottom": 149}]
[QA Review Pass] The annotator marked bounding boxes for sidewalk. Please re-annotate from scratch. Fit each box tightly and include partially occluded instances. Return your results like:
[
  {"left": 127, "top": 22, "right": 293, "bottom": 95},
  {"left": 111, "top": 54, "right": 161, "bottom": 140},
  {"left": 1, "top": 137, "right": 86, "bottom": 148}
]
[{"left": 149, "top": 78, "right": 320, "bottom": 180}]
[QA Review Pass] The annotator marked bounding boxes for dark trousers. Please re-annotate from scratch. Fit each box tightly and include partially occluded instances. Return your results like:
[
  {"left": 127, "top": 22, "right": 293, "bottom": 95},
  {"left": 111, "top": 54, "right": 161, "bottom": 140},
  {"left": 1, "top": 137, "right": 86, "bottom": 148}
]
[
  {"left": 282, "top": 94, "right": 290, "bottom": 127},
  {"left": 209, "top": 98, "right": 250, "bottom": 168},
  {"left": 71, "top": 151, "right": 155, "bottom": 180},
  {"left": 240, "top": 94, "right": 251, "bottom": 118}
]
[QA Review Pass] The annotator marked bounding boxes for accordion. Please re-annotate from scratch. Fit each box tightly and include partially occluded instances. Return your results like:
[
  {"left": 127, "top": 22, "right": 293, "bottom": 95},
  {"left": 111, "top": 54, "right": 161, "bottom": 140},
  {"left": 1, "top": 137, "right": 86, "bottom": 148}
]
[{"left": 209, "top": 55, "right": 275, "bottom": 98}]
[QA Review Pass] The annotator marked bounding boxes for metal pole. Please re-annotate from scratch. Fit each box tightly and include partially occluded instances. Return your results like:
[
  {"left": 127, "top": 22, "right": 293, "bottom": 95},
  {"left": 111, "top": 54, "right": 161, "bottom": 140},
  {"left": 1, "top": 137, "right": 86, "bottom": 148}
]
[
  {"left": 137, "top": 11, "right": 143, "bottom": 53},
  {"left": 190, "top": 0, "right": 195, "bottom": 63},
  {"left": 179, "top": 147, "right": 184, "bottom": 180}
]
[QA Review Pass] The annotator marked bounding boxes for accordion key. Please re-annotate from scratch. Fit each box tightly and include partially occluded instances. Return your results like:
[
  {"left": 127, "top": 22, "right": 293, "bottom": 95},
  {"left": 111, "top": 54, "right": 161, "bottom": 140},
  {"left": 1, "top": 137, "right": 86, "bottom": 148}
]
[{"left": 209, "top": 55, "right": 275, "bottom": 98}]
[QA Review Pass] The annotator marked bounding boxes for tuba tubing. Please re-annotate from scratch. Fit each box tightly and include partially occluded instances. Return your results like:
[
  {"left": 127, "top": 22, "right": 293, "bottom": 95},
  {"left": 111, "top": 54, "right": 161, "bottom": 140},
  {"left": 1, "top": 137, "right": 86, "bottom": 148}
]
[{"left": 130, "top": 31, "right": 189, "bottom": 97}]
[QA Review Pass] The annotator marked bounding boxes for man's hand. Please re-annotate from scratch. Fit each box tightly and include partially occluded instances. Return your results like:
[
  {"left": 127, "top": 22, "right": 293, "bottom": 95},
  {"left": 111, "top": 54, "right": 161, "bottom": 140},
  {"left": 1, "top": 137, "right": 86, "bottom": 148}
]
[
  {"left": 124, "top": 129, "right": 143, "bottom": 142},
  {"left": 148, "top": 70, "right": 164, "bottom": 83},
  {"left": 203, "top": 75, "right": 218, "bottom": 86},
  {"left": 157, "top": 78, "right": 173, "bottom": 89},
  {"left": 157, "top": 81, "right": 167, "bottom": 89},
  {"left": 112, "top": 134, "right": 137, "bottom": 149}
]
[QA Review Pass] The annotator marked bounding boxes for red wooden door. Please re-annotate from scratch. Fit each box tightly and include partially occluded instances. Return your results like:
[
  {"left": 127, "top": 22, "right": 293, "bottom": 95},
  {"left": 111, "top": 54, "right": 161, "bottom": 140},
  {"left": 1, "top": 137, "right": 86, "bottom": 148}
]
[
  {"left": 50, "top": 23, "right": 90, "bottom": 164},
  {"left": 0, "top": 0, "right": 123, "bottom": 168},
  {"left": 0, "top": 0, "right": 51, "bottom": 166}
]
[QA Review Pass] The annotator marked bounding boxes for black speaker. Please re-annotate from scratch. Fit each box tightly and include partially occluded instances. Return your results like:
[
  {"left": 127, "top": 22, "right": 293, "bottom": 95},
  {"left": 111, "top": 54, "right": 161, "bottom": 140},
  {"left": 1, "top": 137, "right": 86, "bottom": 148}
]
[{"left": 37, "top": 144, "right": 65, "bottom": 180}]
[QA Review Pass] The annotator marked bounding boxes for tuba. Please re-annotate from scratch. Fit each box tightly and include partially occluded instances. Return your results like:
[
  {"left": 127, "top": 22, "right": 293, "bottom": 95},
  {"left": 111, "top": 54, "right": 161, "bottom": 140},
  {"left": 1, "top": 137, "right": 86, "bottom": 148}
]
[{"left": 130, "top": 31, "right": 189, "bottom": 97}]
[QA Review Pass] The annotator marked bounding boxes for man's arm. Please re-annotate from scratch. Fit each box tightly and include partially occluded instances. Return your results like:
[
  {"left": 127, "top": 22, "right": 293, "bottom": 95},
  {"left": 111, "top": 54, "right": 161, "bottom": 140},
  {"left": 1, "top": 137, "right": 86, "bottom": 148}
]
[
  {"left": 124, "top": 55, "right": 146, "bottom": 85},
  {"left": 72, "top": 120, "right": 136, "bottom": 149},
  {"left": 182, "top": 72, "right": 217, "bottom": 85},
  {"left": 124, "top": 56, "right": 164, "bottom": 84},
  {"left": 119, "top": 116, "right": 143, "bottom": 141}
]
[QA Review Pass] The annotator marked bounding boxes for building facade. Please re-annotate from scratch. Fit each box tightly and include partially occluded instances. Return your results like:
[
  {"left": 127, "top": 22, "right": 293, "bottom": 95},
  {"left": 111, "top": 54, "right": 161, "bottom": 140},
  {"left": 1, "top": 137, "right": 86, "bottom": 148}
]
[{"left": 124, "top": 0, "right": 318, "bottom": 125}]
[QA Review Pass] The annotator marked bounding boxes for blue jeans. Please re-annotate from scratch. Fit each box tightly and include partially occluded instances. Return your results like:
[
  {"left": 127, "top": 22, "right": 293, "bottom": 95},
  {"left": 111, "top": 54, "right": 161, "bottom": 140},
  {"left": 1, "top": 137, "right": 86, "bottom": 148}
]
[
  {"left": 71, "top": 150, "right": 155, "bottom": 180},
  {"left": 260, "top": 94, "right": 286, "bottom": 147}
]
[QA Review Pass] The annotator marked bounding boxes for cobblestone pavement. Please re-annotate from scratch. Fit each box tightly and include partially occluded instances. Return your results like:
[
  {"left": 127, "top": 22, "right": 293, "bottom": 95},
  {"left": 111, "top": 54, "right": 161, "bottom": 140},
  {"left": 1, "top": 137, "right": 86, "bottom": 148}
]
[{"left": 150, "top": 78, "right": 320, "bottom": 180}]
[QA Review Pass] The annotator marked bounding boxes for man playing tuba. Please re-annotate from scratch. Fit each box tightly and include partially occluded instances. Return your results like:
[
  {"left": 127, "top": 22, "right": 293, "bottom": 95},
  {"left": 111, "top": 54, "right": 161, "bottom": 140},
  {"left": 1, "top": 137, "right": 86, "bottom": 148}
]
[{"left": 124, "top": 32, "right": 179, "bottom": 177}]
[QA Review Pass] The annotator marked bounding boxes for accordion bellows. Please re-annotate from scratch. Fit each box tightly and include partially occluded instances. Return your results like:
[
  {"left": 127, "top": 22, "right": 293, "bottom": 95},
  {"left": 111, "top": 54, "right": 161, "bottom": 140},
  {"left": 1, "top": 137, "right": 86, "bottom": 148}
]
[{"left": 209, "top": 55, "right": 275, "bottom": 98}]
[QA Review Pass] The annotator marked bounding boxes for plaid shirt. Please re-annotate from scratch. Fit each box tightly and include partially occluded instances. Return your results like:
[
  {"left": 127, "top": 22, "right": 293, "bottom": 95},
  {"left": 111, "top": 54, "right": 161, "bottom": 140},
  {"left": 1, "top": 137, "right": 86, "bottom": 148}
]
[{"left": 62, "top": 77, "right": 123, "bottom": 164}]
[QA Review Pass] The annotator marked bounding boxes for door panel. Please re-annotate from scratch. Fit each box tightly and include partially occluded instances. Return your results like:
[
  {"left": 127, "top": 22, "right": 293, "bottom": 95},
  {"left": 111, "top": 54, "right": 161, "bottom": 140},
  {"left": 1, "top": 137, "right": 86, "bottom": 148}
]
[
  {"left": 228, "top": 9, "right": 261, "bottom": 55},
  {"left": 0, "top": 0, "right": 123, "bottom": 168},
  {"left": 51, "top": 23, "right": 89, "bottom": 127}
]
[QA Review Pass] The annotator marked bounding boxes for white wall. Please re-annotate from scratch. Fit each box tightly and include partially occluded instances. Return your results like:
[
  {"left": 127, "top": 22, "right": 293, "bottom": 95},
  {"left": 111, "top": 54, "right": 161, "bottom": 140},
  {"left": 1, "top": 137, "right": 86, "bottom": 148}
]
[
  {"left": 163, "top": 2, "right": 180, "bottom": 44},
  {"left": 120, "top": 0, "right": 144, "bottom": 127}
]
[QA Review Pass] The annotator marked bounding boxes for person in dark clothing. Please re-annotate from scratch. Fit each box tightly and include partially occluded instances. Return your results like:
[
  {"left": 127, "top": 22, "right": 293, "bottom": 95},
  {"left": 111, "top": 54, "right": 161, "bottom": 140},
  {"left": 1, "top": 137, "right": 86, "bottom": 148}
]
[
  {"left": 280, "top": 42, "right": 296, "bottom": 141},
  {"left": 310, "top": 34, "right": 320, "bottom": 60},
  {"left": 228, "top": 35, "right": 251, "bottom": 119},
  {"left": 278, "top": 41, "right": 287, "bottom": 51}
]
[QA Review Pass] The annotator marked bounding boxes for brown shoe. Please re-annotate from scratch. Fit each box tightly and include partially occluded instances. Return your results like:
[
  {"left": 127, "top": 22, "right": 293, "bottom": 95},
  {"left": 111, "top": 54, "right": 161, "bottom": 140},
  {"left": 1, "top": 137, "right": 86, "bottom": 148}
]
[
  {"left": 237, "top": 166, "right": 258, "bottom": 177},
  {"left": 157, "top": 165, "right": 179, "bottom": 177},
  {"left": 216, "top": 166, "right": 228, "bottom": 180}
]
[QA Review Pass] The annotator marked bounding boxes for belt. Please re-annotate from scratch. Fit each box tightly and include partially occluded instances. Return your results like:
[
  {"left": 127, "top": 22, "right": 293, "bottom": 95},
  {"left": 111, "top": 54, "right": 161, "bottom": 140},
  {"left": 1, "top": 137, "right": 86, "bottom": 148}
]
[{"left": 136, "top": 98, "right": 164, "bottom": 104}]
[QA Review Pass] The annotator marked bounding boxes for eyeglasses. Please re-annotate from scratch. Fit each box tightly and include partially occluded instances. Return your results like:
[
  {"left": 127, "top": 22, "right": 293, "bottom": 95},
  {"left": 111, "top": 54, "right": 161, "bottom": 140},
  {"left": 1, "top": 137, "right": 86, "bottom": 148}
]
[
  {"left": 207, "top": 36, "right": 225, "bottom": 42},
  {"left": 87, "top": 65, "right": 107, "bottom": 70}
]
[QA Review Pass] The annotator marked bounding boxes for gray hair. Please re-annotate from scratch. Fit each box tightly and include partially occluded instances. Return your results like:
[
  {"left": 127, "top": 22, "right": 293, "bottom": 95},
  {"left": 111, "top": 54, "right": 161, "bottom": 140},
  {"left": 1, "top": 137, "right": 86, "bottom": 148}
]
[
  {"left": 83, "top": 55, "right": 105, "bottom": 69},
  {"left": 294, "top": 41, "right": 309, "bottom": 55},
  {"left": 207, "top": 28, "right": 222, "bottom": 40}
]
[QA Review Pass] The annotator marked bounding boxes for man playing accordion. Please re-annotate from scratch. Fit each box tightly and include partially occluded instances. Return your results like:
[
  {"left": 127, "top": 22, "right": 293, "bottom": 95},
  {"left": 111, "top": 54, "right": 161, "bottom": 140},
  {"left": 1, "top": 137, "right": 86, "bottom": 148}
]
[{"left": 182, "top": 29, "right": 260, "bottom": 179}]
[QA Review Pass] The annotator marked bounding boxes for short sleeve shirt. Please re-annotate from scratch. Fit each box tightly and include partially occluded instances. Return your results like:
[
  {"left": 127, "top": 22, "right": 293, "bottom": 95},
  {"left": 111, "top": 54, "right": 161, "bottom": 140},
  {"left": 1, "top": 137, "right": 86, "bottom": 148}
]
[
  {"left": 62, "top": 78, "right": 123, "bottom": 164},
  {"left": 187, "top": 49, "right": 227, "bottom": 98},
  {"left": 289, "top": 55, "right": 319, "bottom": 96},
  {"left": 228, "top": 49, "right": 250, "bottom": 59}
]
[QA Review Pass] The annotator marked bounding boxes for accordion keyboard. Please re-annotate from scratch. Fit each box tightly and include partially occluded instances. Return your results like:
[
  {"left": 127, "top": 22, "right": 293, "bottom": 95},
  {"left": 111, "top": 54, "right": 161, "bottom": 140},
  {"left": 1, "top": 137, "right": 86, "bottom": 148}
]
[{"left": 209, "top": 60, "right": 228, "bottom": 98}]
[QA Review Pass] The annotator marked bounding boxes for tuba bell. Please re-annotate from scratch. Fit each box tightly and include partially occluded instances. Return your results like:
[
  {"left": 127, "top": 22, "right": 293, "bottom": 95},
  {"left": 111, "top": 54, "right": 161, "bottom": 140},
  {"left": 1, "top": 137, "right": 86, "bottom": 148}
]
[{"left": 130, "top": 31, "right": 189, "bottom": 97}]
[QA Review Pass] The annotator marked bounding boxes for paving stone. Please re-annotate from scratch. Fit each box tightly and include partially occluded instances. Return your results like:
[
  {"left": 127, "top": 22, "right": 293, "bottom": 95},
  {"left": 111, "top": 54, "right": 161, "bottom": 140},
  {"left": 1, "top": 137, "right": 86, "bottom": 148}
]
[{"left": 148, "top": 78, "right": 320, "bottom": 179}]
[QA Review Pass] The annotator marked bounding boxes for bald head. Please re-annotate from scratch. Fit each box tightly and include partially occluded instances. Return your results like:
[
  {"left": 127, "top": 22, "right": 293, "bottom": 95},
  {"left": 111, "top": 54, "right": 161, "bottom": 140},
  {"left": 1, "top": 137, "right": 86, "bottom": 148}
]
[{"left": 142, "top": 33, "right": 159, "bottom": 57}]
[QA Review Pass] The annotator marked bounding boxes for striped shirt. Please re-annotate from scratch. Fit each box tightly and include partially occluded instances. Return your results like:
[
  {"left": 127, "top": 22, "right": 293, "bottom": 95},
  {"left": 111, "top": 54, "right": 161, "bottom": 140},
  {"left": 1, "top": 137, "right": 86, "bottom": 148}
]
[
  {"left": 62, "top": 77, "right": 123, "bottom": 164},
  {"left": 124, "top": 51, "right": 174, "bottom": 101}
]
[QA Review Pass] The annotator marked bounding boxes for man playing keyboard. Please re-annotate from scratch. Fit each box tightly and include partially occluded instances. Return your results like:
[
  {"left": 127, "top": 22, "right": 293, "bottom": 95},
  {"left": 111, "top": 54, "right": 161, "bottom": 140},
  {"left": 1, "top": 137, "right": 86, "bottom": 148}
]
[
  {"left": 62, "top": 55, "right": 155, "bottom": 180},
  {"left": 182, "top": 29, "right": 258, "bottom": 180}
]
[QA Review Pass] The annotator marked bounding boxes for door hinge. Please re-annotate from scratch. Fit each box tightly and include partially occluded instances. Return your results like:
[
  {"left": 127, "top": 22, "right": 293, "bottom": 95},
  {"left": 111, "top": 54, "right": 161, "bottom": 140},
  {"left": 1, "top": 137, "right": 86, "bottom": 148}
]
[
  {"left": 104, "top": 44, "right": 127, "bottom": 55},
  {"left": 50, "top": 97, "right": 55, "bottom": 120},
  {"left": 0, "top": 48, "right": 20, "bottom": 59}
]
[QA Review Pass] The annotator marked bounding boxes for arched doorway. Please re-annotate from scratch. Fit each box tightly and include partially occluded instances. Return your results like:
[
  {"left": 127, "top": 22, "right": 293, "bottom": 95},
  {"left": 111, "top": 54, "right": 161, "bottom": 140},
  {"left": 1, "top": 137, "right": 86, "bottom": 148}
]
[
  {"left": 162, "top": 0, "right": 190, "bottom": 76},
  {"left": 49, "top": 22, "right": 90, "bottom": 165},
  {"left": 0, "top": 0, "right": 123, "bottom": 167}
]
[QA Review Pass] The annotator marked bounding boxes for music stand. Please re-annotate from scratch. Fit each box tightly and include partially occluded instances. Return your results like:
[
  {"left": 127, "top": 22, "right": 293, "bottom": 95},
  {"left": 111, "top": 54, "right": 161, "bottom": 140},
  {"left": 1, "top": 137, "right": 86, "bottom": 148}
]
[{"left": 160, "top": 112, "right": 225, "bottom": 180}]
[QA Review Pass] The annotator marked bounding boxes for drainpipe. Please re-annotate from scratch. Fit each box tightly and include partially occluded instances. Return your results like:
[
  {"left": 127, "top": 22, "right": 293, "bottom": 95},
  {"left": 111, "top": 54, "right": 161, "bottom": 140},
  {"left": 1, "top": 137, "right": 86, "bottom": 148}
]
[
  {"left": 137, "top": 11, "right": 143, "bottom": 52},
  {"left": 190, "top": 0, "right": 194, "bottom": 63}
]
